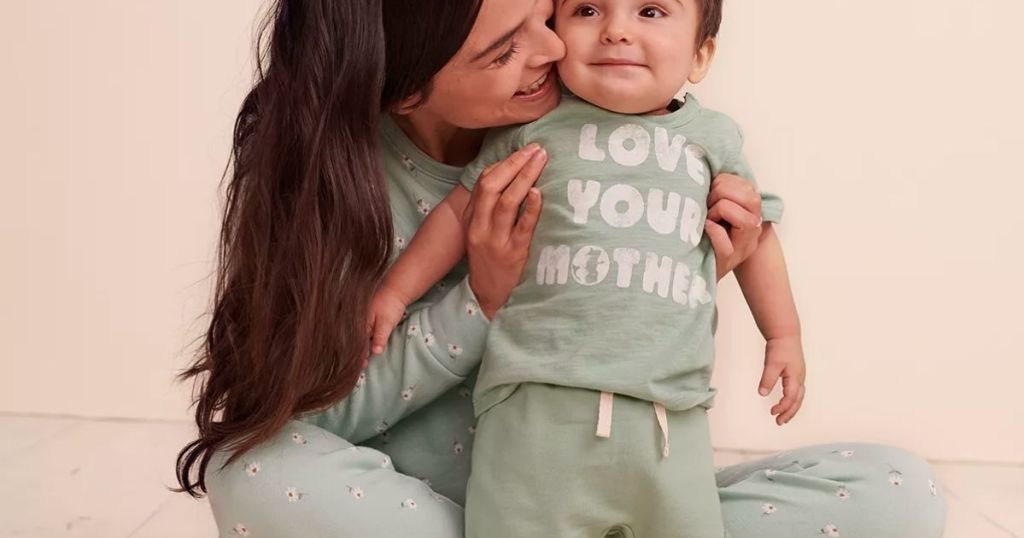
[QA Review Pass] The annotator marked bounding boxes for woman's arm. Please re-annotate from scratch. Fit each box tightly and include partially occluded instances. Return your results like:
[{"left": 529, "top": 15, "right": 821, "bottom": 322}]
[
  {"left": 304, "top": 275, "right": 490, "bottom": 444},
  {"left": 303, "top": 145, "right": 547, "bottom": 444}
]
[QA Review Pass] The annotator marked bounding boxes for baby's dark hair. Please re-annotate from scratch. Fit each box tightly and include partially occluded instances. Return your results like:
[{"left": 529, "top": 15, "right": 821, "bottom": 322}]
[{"left": 696, "top": 0, "right": 724, "bottom": 45}]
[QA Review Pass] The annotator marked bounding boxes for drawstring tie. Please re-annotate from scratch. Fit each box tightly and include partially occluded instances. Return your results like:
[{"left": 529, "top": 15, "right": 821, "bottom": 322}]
[{"left": 595, "top": 391, "right": 671, "bottom": 458}]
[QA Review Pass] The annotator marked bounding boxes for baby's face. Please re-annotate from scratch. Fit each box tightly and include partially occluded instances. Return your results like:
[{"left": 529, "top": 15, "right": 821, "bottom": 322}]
[{"left": 554, "top": 0, "right": 706, "bottom": 114}]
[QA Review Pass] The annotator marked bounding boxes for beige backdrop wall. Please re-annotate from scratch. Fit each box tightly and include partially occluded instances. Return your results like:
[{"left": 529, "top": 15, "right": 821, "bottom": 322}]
[{"left": 1, "top": 0, "right": 1020, "bottom": 463}]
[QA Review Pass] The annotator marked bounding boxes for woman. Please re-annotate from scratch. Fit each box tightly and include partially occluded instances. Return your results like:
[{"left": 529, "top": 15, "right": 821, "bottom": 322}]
[{"left": 177, "top": 0, "right": 947, "bottom": 536}]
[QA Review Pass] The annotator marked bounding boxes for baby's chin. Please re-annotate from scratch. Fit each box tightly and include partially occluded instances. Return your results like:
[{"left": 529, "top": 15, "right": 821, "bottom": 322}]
[{"left": 560, "top": 72, "right": 677, "bottom": 115}]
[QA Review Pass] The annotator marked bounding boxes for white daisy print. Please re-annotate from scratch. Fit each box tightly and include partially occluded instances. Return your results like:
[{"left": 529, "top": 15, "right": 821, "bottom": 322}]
[
  {"left": 447, "top": 343, "right": 463, "bottom": 359},
  {"left": 416, "top": 199, "right": 431, "bottom": 215},
  {"left": 402, "top": 498, "right": 418, "bottom": 510},
  {"left": 244, "top": 461, "right": 260, "bottom": 477},
  {"left": 453, "top": 440, "right": 464, "bottom": 455},
  {"left": 355, "top": 371, "right": 367, "bottom": 390},
  {"left": 929, "top": 479, "right": 938, "bottom": 496},
  {"left": 348, "top": 485, "right": 364, "bottom": 500},
  {"left": 381, "top": 456, "right": 391, "bottom": 468},
  {"left": 375, "top": 420, "right": 390, "bottom": 434},
  {"left": 436, "top": 280, "right": 447, "bottom": 290},
  {"left": 401, "top": 154, "right": 415, "bottom": 172},
  {"left": 761, "top": 503, "right": 776, "bottom": 516},
  {"left": 465, "top": 301, "right": 479, "bottom": 316},
  {"left": 889, "top": 470, "right": 904, "bottom": 486},
  {"left": 820, "top": 524, "right": 840, "bottom": 537},
  {"left": 836, "top": 485, "right": 850, "bottom": 500},
  {"left": 423, "top": 332, "right": 436, "bottom": 346},
  {"left": 832, "top": 449, "right": 855, "bottom": 458},
  {"left": 401, "top": 386, "right": 416, "bottom": 401},
  {"left": 764, "top": 469, "right": 778, "bottom": 480},
  {"left": 285, "top": 487, "right": 302, "bottom": 502},
  {"left": 407, "top": 324, "right": 421, "bottom": 338},
  {"left": 395, "top": 235, "right": 407, "bottom": 251},
  {"left": 468, "top": 424, "right": 476, "bottom": 435},
  {"left": 232, "top": 523, "right": 250, "bottom": 536},
  {"left": 291, "top": 433, "right": 307, "bottom": 445},
  {"left": 458, "top": 386, "right": 471, "bottom": 398}
]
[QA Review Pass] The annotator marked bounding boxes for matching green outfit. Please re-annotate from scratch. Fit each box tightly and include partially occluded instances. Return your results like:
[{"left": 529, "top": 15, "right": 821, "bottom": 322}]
[{"left": 202, "top": 108, "right": 947, "bottom": 537}]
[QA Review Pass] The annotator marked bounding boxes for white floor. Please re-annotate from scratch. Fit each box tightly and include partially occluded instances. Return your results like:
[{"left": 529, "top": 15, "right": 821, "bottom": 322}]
[{"left": 0, "top": 414, "right": 1020, "bottom": 537}]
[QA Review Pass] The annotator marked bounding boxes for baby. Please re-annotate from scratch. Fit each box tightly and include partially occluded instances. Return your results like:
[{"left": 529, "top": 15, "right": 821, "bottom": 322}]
[{"left": 370, "top": 0, "right": 804, "bottom": 535}]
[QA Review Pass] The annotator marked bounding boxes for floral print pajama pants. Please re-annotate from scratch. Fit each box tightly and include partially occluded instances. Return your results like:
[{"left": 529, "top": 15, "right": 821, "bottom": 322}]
[{"left": 205, "top": 392, "right": 946, "bottom": 537}]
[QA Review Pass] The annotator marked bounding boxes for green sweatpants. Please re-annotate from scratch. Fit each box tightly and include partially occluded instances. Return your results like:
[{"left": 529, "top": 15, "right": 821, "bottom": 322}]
[{"left": 466, "top": 383, "right": 724, "bottom": 538}]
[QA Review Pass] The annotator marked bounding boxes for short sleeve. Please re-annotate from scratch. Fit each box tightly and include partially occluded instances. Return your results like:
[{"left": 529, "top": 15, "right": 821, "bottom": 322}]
[
  {"left": 720, "top": 125, "right": 785, "bottom": 224},
  {"left": 459, "top": 125, "right": 526, "bottom": 192}
]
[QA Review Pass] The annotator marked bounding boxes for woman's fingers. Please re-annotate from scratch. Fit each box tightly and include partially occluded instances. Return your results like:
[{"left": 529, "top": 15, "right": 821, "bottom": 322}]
[
  {"left": 510, "top": 188, "right": 543, "bottom": 251},
  {"left": 468, "top": 144, "right": 542, "bottom": 232},
  {"left": 707, "top": 198, "right": 762, "bottom": 231},
  {"left": 492, "top": 149, "right": 547, "bottom": 237},
  {"left": 708, "top": 173, "right": 761, "bottom": 217},
  {"left": 705, "top": 219, "right": 735, "bottom": 258}
]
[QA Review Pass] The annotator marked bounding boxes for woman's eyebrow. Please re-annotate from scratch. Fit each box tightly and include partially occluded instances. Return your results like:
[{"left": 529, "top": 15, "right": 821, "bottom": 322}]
[{"left": 470, "top": 20, "right": 526, "bottom": 63}]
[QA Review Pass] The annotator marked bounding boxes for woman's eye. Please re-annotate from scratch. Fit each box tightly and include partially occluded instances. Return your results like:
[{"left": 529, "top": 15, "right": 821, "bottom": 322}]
[
  {"left": 575, "top": 5, "right": 598, "bottom": 17},
  {"left": 493, "top": 42, "right": 520, "bottom": 67},
  {"left": 640, "top": 6, "right": 666, "bottom": 18}
]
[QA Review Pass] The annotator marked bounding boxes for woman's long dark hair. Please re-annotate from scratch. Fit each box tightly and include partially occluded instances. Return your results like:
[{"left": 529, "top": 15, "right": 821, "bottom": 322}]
[{"left": 176, "top": 0, "right": 482, "bottom": 497}]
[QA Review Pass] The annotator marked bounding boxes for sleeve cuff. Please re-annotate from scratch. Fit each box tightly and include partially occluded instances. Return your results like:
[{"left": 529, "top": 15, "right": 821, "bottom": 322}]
[{"left": 761, "top": 192, "right": 785, "bottom": 224}]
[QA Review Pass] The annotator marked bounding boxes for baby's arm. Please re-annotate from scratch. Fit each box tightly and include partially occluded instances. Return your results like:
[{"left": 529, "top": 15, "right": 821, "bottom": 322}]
[
  {"left": 734, "top": 224, "right": 806, "bottom": 425},
  {"left": 368, "top": 185, "right": 472, "bottom": 354}
]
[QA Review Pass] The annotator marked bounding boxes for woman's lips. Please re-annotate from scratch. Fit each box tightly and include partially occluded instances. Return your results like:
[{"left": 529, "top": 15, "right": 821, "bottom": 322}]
[{"left": 513, "top": 69, "right": 557, "bottom": 101}]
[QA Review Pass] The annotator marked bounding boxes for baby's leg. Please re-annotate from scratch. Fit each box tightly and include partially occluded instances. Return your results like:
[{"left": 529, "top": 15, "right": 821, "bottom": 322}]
[{"left": 465, "top": 383, "right": 724, "bottom": 538}]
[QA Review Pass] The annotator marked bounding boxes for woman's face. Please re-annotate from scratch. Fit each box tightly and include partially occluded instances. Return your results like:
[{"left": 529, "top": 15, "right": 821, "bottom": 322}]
[{"left": 415, "top": 0, "right": 567, "bottom": 129}]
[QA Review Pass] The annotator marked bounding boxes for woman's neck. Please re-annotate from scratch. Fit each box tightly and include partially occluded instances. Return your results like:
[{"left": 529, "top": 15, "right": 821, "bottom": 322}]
[{"left": 390, "top": 110, "right": 486, "bottom": 168}]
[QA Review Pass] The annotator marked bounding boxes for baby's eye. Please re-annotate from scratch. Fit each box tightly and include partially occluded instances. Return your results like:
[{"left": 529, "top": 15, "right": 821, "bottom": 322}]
[
  {"left": 639, "top": 6, "right": 666, "bottom": 18},
  {"left": 575, "top": 4, "right": 599, "bottom": 17}
]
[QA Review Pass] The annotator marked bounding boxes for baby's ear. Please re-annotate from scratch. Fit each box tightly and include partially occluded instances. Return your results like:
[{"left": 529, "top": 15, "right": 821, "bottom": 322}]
[{"left": 688, "top": 37, "right": 717, "bottom": 85}]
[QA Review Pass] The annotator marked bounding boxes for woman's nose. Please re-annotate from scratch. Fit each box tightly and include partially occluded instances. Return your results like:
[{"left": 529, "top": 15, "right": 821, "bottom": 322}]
[{"left": 530, "top": 22, "right": 567, "bottom": 66}]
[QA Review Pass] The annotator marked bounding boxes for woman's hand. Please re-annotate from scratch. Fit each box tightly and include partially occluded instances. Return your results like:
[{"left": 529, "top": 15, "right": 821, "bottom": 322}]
[
  {"left": 462, "top": 144, "right": 547, "bottom": 319},
  {"left": 705, "top": 173, "right": 764, "bottom": 280}
]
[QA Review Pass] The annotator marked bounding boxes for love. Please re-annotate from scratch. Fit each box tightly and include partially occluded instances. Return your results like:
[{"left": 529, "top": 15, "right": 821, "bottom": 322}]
[{"left": 577, "top": 123, "right": 708, "bottom": 184}]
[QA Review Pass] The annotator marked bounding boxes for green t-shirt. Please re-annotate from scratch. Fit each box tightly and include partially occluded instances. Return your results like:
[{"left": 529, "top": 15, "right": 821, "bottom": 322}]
[{"left": 461, "top": 93, "right": 784, "bottom": 415}]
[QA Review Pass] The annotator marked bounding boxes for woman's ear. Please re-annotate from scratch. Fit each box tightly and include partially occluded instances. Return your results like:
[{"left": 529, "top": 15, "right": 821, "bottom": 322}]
[
  {"left": 391, "top": 92, "right": 426, "bottom": 115},
  {"left": 688, "top": 37, "right": 717, "bottom": 85}
]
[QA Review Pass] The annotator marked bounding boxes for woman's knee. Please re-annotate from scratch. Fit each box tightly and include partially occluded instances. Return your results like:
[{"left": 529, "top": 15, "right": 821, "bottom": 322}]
[
  {"left": 815, "top": 442, "right": 948, "bottom": 537},
  {"left": 204, "top": 421, "right": 464, "bottom": 537}
]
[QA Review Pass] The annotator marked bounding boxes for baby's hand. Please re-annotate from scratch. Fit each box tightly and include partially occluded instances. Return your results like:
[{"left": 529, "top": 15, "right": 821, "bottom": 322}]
[
  {"left": 757, "top": 335, "right": 807, "bottom": 426},
  {"left": 367, "top": 286, "right": 409, "bottom": 356}
]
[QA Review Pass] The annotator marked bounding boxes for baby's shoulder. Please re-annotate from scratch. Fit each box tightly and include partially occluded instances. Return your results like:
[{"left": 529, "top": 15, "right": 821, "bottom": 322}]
[
  {"left": 685, "top": 98, "right": 742, "bottom": 138},
  {"left": 681, "top": 97, "right": 746, "bottom": 156}
]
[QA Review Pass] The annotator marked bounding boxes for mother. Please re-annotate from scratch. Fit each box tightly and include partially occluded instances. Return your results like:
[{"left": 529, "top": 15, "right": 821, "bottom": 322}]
[{"left": 177, "top": 0, "right": 946, "bottom": 536}]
